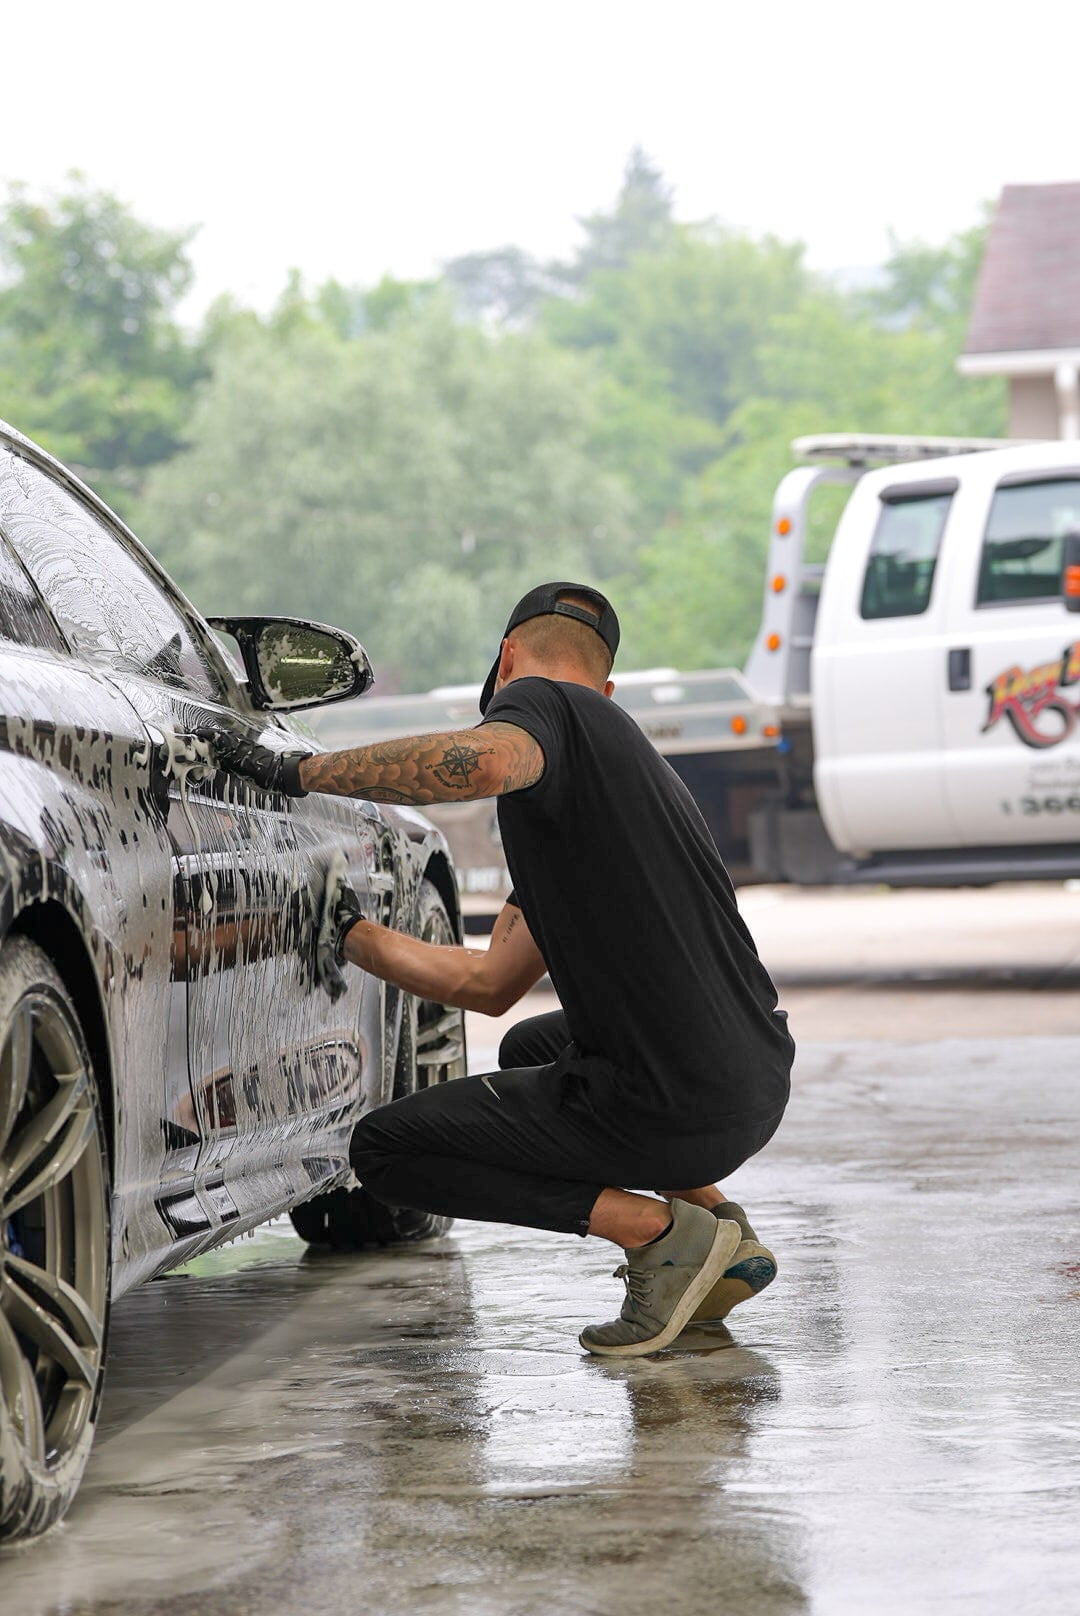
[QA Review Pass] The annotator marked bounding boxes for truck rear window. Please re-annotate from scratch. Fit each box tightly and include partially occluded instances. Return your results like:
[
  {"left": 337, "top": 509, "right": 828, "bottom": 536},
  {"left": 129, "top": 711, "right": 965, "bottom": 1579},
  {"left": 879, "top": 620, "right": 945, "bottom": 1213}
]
[
  {"left": 860, "top": 490, "right": 953, "bottom": 620},
  {"left": 976, "top": 477, "right": 1080, "bottom": 606}
]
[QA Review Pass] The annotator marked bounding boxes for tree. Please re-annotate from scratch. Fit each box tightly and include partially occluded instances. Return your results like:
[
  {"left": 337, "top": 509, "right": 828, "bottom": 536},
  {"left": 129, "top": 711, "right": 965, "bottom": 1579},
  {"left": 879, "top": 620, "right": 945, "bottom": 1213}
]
[
  {"left": 442, "top": 150, "right": 677, "bottom": 329},
  {"left": 138, "top": 298, "right": 640, "bottom": 692},
  {"left": 569, "top": 147, "right": 676, "bottom": 280},
  {"left": 617, "top": 251, "right": 1007, "bottom": 672},
  {"left": 870, "top": 216, "right": 992, "bottom": 337},
  {"left": 616, "top": 400, "right": 817, "bottom": 672},
  {"left": 536, "top": 222, "right": 824, "bottom": 548},
  {"left": 0, "top": 178, "right": 204, "bottom": 511},
  {"left": 754, "top": 294, "right": 1005, "bottom": 442},
  {"left": 442, "top": 247, "right": 562, "bottom": 328},
  {"left": 544, "top": 226, "right": 818, "bottom": 429}
]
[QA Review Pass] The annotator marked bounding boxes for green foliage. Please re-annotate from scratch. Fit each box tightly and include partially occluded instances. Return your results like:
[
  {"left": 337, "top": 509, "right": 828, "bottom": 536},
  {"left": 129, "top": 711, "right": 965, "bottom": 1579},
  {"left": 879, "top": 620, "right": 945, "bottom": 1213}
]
[
  {"left": 141, "top": 197, "right": 1010, "bottom": 684},
  {"left": 0, "top": 177, "right": 203, "bottom": 512},
  {"left": 870, "top": 215, "right": 991, "bottom": 336},
  {"left": 443, "top": 248, "right": 563, "bottom": 328},
  {"left": 756, "top": 287, "right": 1006, "bottom": 438},
  {"left": 616, "top": 401, "right": 816, "bottom": 671},
  {"left": 588, "top": 369, "right": 724, "bottom": 532},
  {"left": 569, "top": 147, "right": 676, "bottom": 280},
  {"left": 359, "top": 274, "right": 440, "bottom": 333},
  {"left": 139, "top": 300, "right": 637, "bottom": 691},
  {"left": 615, "top": 234, "right": 1007, "bottom": 671},
  {"left": 544, "top": 226, "right": 818, "bottom": 428}
]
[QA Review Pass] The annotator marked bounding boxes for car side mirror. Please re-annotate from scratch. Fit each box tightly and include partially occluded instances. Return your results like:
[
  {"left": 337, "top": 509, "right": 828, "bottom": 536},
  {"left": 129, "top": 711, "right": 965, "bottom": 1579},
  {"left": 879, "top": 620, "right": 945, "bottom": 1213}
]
[
  {"left": 207, "top": 616, "right": 374, "bottom": 710},
  {"left": 1064, "top": 532, "right": 1080, "bottom": 614}
]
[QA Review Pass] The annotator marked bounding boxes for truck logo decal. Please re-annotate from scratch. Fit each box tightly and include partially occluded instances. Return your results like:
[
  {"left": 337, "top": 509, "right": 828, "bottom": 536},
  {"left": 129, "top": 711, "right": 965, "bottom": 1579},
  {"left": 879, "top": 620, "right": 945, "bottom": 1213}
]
[{"left": 983, "top": 642, "right": 1080, "bottom": 749}]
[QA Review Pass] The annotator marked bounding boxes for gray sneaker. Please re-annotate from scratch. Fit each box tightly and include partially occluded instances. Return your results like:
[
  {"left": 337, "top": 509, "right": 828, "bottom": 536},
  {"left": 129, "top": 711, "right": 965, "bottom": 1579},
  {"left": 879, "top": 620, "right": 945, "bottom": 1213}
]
[
  {"left": 579, "top": 1201, "right": 743, "bottom": 1357},
  {"left": 689, "top": 1204, "right": 777, "bottom": 1324}
]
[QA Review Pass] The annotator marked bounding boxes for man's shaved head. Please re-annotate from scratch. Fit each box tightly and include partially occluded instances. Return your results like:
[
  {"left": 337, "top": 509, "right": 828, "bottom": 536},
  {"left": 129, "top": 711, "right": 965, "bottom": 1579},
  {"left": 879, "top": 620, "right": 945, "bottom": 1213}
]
[{"left": 509, "top": 590, "right": 614, "bottom": 686}]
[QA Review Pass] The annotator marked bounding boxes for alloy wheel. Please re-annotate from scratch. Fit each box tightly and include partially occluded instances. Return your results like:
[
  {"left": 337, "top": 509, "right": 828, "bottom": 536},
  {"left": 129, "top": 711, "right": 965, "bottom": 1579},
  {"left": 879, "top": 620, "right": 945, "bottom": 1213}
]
[{"left": 0, "top": 941, "right": 109, "bottom": 1539}]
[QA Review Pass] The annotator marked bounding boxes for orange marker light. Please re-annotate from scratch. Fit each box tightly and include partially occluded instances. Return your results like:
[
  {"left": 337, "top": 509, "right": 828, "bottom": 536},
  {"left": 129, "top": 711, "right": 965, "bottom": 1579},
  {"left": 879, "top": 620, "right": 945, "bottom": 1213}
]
[
  {"left": 772, "top": 574, "right": 786, "bottom": 593},
  {"left": 731, "top": 715, "right": 748, "bottom": 735},
  {"left": 1066, "top": 564, "right": 1080, "bottom": 599},
  {"left": 766, "top": 633, "right": 781, "bottom": 651},
  {"left": 762, "top": 724, "right": 779, "bottom": 738},
  {"left": 776, "top": 517, "right": 792, "bottom": 535}
]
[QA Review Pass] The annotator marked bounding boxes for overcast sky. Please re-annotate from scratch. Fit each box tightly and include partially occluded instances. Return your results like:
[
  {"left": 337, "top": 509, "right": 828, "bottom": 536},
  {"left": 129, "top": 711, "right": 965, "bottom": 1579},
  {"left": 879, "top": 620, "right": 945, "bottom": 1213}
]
[{"left": 3, "top": 0, "right": 1078, "bottom": 320}]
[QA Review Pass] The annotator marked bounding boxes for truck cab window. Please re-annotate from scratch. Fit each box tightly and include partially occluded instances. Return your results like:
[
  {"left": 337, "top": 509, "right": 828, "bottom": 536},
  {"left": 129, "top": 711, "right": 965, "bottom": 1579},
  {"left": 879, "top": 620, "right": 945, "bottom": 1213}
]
[
  {"left": 860, "top": 491, "right": 953, "bottom": 620},
  {"left": 976, "top": 478, "right": 1080, "bottom": 607}
]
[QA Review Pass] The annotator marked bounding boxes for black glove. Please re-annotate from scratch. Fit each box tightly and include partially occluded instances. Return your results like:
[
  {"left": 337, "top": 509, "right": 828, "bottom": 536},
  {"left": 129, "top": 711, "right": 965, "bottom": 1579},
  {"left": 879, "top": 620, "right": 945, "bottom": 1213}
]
[
  {"left": 209, "top": 730, "right": 308, "bottom": 796},
  {"left": 315, "top": 856, "right": 366, "bottom": 1002}
]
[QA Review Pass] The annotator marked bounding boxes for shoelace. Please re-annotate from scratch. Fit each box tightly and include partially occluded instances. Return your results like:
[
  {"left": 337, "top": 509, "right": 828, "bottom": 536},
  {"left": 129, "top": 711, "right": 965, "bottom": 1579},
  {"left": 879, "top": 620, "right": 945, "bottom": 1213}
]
[{"left": 613, "top": 1262, "right": 653, "bottom": 1310}]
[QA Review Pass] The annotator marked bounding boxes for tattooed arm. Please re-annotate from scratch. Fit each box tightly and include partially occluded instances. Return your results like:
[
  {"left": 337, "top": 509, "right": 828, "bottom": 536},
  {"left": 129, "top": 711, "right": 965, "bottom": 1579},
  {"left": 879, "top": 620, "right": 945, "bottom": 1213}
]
[
  {"left": 344, "top": 898, "right": 547, "bottom": 1015},
  {"left": 298, "top": 721, "right": 543, "bottom": 804}
]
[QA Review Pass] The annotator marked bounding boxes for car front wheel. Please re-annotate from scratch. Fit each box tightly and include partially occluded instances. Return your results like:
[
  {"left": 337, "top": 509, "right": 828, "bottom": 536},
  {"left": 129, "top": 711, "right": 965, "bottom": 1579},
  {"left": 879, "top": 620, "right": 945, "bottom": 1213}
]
[
  {"left": 0, "top": 938, "right": 111, "bottom": 1542},
  {"left": 290, "top": 878, "right": 467, "bottom": 1250}
]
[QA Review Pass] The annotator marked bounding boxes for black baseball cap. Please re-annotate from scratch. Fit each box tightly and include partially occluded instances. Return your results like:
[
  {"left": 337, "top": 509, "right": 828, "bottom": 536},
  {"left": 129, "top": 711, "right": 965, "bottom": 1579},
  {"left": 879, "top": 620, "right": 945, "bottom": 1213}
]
[{"left": 479, "top": 582, "right": 620, "bottom": 715}]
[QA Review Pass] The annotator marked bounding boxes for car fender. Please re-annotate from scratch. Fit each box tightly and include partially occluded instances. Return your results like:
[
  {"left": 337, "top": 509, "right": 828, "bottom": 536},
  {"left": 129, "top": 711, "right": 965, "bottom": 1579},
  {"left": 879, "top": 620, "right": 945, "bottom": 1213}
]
[{"left": 0, "top": 667, "right": 181, "bottom": 1296}]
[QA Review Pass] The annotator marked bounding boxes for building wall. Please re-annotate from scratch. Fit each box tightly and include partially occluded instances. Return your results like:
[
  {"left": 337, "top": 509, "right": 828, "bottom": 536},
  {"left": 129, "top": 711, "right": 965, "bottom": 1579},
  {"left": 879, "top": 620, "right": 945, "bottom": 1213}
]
[{"left": 1008, "top": 375, "right": 1061, "bottom": 439}]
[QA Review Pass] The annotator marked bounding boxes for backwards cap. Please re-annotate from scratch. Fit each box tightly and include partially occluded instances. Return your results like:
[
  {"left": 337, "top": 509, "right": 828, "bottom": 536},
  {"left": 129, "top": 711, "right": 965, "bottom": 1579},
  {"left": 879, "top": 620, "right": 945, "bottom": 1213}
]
[{"left": 479, "top": 582, "right": 620, "bottom": 715}]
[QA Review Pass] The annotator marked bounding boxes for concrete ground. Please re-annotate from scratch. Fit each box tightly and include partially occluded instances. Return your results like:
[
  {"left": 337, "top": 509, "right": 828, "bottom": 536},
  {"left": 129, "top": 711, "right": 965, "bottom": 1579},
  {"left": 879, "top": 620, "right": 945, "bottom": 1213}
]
[{"left": 4, "top": 885, "right": 1079, "bottom": 1615}]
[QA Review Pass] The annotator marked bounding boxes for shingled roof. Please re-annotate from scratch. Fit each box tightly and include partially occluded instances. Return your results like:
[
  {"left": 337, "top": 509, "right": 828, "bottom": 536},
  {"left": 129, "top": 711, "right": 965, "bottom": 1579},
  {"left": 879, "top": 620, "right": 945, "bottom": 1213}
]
[{"left": 965, "top": 182, "right": 1080, "bottom": 355}]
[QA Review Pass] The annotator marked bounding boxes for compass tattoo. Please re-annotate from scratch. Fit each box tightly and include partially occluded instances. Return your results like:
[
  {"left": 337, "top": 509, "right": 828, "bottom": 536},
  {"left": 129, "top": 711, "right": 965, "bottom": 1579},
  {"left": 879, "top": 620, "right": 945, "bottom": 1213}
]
[{"left": 431, "top": 739, "right": 495, "bottom": 790}]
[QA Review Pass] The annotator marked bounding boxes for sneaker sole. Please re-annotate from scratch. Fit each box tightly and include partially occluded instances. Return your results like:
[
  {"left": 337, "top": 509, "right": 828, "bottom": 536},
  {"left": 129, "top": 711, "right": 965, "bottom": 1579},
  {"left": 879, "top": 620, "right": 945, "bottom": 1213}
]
[
  {"left": 579, "top": 1217, "right": 743, "bottom": 1358},
  {"left": 689, "top": 1242, "right": 777, "bottom": 1324}
]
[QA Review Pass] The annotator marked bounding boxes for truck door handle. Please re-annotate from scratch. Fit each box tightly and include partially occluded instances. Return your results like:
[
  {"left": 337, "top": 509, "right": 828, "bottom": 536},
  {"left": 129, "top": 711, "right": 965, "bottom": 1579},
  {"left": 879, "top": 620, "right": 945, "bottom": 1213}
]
[{"left": 947, "top": 648, "right": 971, "bottom": 692}]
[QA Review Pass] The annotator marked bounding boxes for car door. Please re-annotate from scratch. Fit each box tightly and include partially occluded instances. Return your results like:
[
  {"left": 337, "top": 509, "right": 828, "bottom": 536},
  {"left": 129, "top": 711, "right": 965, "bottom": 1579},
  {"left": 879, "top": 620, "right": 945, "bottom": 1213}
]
[
  {"left": 2, "top": 456, "right": 376, "bottom": 1238},
  {"left": 939, "top": 468, "right": 1080, "bottom": 844},
  {"left": 813, "top": 474, "right": 959, "bottom": 852}
]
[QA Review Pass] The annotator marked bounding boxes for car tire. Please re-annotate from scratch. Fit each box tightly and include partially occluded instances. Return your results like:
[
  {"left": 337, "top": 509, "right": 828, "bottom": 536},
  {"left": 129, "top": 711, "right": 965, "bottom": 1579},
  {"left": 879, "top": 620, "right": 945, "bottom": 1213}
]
[
  {"left": 290, "top": 879, "right": 467, "bottom": 1250},
  {"left": 0, "top": 938, "right": 111, "bottom": 1543}
]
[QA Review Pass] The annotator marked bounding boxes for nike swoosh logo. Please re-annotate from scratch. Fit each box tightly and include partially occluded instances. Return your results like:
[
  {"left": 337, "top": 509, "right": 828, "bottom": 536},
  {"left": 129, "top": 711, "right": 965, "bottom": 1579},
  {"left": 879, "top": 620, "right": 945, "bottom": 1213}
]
[{"left": 480, "top": 1073, "right": 501, "bottom": 1100}]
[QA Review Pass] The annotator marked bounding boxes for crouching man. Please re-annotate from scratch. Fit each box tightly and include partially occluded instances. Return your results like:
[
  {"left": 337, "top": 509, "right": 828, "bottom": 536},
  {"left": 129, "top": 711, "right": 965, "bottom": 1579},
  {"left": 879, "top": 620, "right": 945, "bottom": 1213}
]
[{"left": 211, "top": 583, "right": 794, "bottom": 1356}]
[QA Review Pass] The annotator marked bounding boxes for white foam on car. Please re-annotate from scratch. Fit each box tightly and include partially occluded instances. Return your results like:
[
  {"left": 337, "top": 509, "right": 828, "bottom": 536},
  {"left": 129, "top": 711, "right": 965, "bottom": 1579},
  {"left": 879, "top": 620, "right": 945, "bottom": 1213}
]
[
  {"left": 155, "top": 727, "right": 218, "bottom": 912},
  {"left": 316, "top": 849, "right": 352, "bottom": 998}
]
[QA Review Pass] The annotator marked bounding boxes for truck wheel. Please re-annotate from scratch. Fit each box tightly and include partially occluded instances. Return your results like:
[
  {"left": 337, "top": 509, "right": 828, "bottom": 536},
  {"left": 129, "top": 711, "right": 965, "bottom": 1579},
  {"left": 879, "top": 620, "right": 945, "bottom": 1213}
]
[
  {"left": 0, "top": 939, "right": 111, "bottom": 1542},
  {"left": 290, "top": 879, "right": 467, "bottom": 1250}
]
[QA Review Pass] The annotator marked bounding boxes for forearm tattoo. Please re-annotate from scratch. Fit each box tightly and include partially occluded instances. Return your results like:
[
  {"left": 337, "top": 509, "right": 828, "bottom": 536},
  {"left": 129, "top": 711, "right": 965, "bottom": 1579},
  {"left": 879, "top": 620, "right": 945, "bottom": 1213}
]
[{"left": 301, "top": 723, "right": 541, "bottom": 805}]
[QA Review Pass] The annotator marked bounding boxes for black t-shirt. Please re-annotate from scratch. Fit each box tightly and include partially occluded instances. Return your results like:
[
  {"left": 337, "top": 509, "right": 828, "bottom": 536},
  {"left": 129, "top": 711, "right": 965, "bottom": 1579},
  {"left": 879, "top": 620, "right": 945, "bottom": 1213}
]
[{"left": 483, "top": 677, "right": 793, "bottom": 1123}]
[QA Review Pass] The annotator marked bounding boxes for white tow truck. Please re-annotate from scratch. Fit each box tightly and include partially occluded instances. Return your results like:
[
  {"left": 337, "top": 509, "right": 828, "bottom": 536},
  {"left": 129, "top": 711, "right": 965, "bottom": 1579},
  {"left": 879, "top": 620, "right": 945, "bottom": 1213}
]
[
  {"left": 745, "top": 433, "right": 1080, "bottom": 886},
  {"left": 311, "top": 435, "right": 1080, "bottom": 916}
]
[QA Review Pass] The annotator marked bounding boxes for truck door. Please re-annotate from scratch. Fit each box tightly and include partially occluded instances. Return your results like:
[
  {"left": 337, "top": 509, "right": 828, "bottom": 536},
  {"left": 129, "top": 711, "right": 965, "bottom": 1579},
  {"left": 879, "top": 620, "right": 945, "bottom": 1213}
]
[
  {"left": 813, "top": 476, "right": 959, "bottom": 852},
  {"left": 940, "top": 470, "right": 1080, "bottom": 843}
]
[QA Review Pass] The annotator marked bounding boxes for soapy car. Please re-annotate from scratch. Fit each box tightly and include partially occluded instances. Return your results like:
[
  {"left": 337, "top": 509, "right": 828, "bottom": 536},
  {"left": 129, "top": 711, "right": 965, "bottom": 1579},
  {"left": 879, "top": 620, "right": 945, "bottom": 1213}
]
[{"left": 0, "top": 420, "right": 466, "bottom": 1540}]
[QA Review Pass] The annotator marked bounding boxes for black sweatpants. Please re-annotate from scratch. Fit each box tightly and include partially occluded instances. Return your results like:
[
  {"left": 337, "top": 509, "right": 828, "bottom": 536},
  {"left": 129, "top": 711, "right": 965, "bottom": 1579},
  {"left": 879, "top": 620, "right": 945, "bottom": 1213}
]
[{"left": 350, "top": 1008, "right": 785, "bottom": 1238}]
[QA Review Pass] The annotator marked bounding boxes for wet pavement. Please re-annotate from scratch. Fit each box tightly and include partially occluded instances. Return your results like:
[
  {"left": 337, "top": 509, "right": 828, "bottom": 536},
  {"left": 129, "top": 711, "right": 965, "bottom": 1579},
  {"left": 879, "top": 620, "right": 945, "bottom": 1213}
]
[
  {"left": 3, "top": 888, "right": 1080, "bottom": 1615},
  {"left": 740, "top": 882, "right": 1080, "bottom": 1040}
]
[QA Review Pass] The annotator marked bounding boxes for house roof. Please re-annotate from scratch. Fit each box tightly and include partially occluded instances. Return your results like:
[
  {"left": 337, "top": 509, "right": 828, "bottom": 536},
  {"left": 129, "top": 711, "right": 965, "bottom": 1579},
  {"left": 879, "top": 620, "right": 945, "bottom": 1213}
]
[{"left": 965, "top": 182, "right": 1080, "bottom": 356}]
